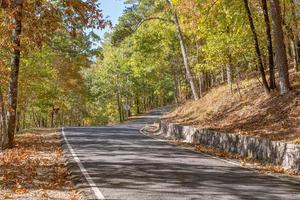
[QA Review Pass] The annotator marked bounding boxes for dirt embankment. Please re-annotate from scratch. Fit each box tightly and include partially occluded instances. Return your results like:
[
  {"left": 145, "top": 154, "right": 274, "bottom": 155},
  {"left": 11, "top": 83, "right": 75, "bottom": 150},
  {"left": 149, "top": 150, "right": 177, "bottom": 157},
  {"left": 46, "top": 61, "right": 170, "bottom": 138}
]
[{"left": 164, "top": 71, "right": 300, "bottom": 143}]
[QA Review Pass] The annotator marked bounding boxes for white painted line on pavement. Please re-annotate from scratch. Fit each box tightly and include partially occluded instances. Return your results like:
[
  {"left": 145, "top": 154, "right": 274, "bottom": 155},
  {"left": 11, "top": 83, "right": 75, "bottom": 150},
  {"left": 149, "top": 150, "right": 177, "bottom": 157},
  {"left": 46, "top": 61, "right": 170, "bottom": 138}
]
[
  {"left": 140, "top": 127, "right": 253, "bottom": 167},
  {"left": 140, "top": 127, "right": 300, "bottom": 185},
  {"left": 62, "top": 127, "right": 105, "bottom": 200}
]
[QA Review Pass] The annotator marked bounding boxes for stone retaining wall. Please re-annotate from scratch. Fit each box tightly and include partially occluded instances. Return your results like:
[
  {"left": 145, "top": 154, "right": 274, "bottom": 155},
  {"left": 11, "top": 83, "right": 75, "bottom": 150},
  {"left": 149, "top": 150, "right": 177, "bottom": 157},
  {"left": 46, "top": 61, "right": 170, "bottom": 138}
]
[{"left": 160, "top": 121, "right": 300, "bottom": 171}]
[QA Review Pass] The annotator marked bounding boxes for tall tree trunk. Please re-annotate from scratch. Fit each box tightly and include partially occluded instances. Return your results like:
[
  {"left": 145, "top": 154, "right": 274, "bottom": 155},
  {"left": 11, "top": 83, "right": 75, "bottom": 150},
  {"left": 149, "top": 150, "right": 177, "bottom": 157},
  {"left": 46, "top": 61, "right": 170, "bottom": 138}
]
[
  {"left": 7, "top": 0, "right": 23, "bottom": 148},
  {"left": 174, "top": 73, "right": 180, "bottom": 104},
  {"left": 291, "top": 39, "right": 298, "bottom": 71},
  {"left": 0, "top": 85, "right": 7, "bottom": 149},
  {"left": 221, "top": 67, "right": 225, "bottom": 83},
  {"left": 135, "top": 96, "right": 140, "bottom": 114},
  {"left": 243, "top": 0, "right": 270, "bottom": 93},
  {"left": 22, "top": 112, "right": 25, "bottom": 129},
  {"left": 296, "top": 40, "right": 300, "bottom": 71},
  {"left": 16, "top": 111, "right": 20, "bottom": 131},
  {"left": 270, "top": 0, "right": 291, "bottom": 94},
  {"left": 51, "top": 108, "right": 54, "bottom": 128},
  {"left": 226, "top": 64, "right": 233, "bottom": 93},
  {"left": 198, "top": 73, "right": 205, "bottom": 97},
  {"left": 289, "top": 0, "right": 299, "bottom": 71},
  {"left": 166, "top": 0, "right": 199, "bottom": 101},
  {"left": 117, "top": 92, "right": 123, "bottom": 122},
  {"left": 262, "top": 0, "right": 276, "bottom": 90}
]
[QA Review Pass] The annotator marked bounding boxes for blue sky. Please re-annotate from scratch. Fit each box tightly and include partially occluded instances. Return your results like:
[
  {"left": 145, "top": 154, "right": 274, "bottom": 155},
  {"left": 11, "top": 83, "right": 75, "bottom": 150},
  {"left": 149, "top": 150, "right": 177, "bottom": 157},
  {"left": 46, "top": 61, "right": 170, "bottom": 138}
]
[{"left": 93, "top": 0, "right": 126, "bottom": 40}]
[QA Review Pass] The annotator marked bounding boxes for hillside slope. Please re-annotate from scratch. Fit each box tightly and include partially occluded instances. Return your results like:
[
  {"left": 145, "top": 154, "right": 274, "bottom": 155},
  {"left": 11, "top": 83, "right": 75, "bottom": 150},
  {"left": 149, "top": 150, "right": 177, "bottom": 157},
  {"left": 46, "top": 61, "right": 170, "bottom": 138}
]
[{"left": 163, "top": 71, "right": 300, "bottom": 143}]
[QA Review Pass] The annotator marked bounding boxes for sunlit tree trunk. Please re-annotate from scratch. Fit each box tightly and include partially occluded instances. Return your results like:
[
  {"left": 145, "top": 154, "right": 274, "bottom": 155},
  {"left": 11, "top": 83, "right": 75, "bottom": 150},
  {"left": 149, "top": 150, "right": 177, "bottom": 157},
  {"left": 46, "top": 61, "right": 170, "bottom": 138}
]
[
  {"left": 7, "top": 0, "right": 23, "bottom": 148},
  {"left": 166, "top": 0, "right": 199, "bottom": 101},
  {"left": 270, "top": 0, "right": 291, "bottom": 94},
  {"left": 198, "top": 73, "right": 205, "bottom": 97},
  {"left": 291, "top": 39, "right": 298, "bottom": 71},
  {"left": 116, "top": 89, "right": 123, "bottom": 122},
  {"left": 289, "top": 0, "right": 299, "bottom": 71},
  {"left": 243, "top": 0, "right": 270, "bottom": 94}
]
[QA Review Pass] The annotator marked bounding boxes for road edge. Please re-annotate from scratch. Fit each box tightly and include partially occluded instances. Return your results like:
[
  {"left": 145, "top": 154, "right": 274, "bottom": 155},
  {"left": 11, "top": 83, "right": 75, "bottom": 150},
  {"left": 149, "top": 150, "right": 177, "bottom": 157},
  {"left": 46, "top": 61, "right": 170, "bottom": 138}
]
[
  {"left": 140, "top": 125, "right": 300, "bottom": 185},
  {"left": 60, "top": 127, "right": 105, "bottom": 200}
]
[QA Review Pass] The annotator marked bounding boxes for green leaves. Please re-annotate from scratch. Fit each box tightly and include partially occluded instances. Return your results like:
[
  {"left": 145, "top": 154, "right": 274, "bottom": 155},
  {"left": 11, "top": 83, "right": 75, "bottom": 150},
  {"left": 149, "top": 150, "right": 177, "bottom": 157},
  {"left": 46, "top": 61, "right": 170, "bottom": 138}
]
[{"left": 84, "top": 15, "right": 177, "bottom": 123}]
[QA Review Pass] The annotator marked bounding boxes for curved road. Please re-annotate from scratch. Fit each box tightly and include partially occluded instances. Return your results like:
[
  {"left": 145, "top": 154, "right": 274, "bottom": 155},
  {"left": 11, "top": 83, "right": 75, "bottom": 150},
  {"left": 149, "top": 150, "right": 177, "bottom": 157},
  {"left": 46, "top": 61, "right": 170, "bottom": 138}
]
[{"left": 62, "top": 109, "right": 300, "bottom": 200}]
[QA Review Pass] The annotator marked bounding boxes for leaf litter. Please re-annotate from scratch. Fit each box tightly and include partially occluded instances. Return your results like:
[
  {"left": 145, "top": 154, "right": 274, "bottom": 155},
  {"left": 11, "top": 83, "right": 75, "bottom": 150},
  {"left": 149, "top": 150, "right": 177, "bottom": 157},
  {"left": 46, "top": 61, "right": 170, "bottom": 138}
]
[{"left": 0, "top": 129, "right": 82, "bottom": 200}]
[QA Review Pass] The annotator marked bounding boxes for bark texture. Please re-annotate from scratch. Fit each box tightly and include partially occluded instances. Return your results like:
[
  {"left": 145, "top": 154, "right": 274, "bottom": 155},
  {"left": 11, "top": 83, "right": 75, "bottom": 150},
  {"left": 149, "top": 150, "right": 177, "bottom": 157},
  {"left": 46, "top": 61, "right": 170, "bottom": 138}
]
[
  {"left": 7, "top": 0, "right": 23, "bottom": 148},
  {"left": 166, "top": 0, "right": 199, "bottom": 101},
  {"left": 243, "top": 0, "right": 270, "bottom": 93},
  {"left": 262, "top": 0, "right": 276, "bottom": 90},
  {"left": 0, "top": 85, "right": 7, "bottom": 149},
  {"left": 270, "top": 0, "right": 291, "bottom": 94}
]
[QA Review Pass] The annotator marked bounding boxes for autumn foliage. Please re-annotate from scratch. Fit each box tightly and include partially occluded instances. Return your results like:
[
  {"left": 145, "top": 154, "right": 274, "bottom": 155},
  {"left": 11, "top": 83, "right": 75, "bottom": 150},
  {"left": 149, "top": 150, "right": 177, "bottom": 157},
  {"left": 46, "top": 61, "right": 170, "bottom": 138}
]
[{"left": 0, "top": 129, "right": 81, "bottom": 199}]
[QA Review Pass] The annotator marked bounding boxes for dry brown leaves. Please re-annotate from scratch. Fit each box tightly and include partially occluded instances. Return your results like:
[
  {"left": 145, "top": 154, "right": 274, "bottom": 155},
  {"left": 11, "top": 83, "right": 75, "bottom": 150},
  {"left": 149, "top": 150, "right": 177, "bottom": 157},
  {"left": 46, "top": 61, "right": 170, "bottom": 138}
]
[
  {"left": 164, "top": 70, "right": 300, "bottom": 143},
  {"left": 0, "top": 129, "right": 82, "bottom": 200},
  {"left": 194, "top": 143, "right": 300, "bottom": 177}
]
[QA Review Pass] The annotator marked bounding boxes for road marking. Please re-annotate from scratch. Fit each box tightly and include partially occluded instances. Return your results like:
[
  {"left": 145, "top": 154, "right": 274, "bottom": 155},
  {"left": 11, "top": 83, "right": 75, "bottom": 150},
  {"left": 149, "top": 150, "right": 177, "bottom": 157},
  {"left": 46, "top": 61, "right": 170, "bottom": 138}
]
[
  {"left": 62, "top": 127, "right": 105, "bottom": 200},
  {"left": 139, "top": 126, "right": 300, "bottom": 185},
  {"left": 140, "top": 127, "right": 246, "bottom": 170}
]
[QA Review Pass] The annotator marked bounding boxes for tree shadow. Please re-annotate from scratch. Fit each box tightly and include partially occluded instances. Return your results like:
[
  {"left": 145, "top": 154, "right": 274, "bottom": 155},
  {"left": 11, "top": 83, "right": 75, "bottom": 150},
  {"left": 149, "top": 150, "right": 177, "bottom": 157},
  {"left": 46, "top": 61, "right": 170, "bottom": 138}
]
[{"left": 64, "top": 126, "right": 300, "bottom": 200}]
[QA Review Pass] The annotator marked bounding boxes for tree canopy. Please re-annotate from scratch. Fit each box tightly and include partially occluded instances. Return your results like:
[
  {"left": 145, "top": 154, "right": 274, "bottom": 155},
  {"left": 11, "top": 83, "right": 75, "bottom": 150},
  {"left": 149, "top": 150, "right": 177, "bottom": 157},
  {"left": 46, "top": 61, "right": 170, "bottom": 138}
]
[{"left": 1, "top": 0, "right": 299, "bottom": 148}]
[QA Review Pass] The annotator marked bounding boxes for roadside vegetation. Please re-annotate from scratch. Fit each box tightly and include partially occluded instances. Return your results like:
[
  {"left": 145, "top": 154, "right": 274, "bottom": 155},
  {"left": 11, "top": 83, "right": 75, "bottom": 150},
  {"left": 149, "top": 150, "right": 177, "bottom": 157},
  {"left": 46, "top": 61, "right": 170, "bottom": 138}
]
[
  {"left": 0, "top": 0, "right": 300, "bottom": 196},
  {"left": 164, "top": 70, "right": 300, "bottom": 142},
  {"left": 1, "top": 0, "right": 299, "bottom": 149}
]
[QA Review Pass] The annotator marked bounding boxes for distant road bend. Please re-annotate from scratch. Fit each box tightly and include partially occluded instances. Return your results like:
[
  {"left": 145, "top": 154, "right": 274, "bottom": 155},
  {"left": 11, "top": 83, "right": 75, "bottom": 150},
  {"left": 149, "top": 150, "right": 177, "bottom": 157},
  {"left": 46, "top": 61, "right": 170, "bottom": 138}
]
[{"left": 62, "top": 108, "right": 300, "bottom": 200}]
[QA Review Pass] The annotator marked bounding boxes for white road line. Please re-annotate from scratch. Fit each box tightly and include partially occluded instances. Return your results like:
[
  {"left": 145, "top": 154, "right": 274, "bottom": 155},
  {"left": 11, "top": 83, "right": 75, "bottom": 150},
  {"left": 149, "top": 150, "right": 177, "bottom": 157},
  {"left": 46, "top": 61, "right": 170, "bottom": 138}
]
[
  {"left": 140, "top": 127, "right": 300, "bottom": 185},
  {"left": 62, "top": 127, "right": 105, "bottom": 200}
]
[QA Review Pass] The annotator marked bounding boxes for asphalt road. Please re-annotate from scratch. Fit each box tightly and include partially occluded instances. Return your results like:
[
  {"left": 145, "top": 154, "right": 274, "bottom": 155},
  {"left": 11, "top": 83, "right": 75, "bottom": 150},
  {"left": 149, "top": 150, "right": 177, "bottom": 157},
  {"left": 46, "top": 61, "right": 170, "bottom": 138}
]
[{"left": 63, "top": 108, "right": 300, "bottom": 200}]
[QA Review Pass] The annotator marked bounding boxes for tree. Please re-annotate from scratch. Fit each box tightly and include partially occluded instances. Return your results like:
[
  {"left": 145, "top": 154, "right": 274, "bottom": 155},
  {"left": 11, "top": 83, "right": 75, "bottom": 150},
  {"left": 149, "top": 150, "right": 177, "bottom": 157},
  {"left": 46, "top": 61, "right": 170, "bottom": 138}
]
[
  {"left": 7, "top": 0, "right": 23, "bottom": 148},
  {"left": 0, "top": 84, "right": 7, "bottom": 148},
  {"left": 261, "top": 0, "right": 276, "bottom": 90},
  {"left": 166, "top": 0, "right": 199, "bottom": 100},
  {"left": 1, "top": 0, "right": 106, "bottom": 148},
  {"left": 243, "top": 0, "right": 270, "bottom": 94},
  {"left": 270, "top": 0, "right": 291, "bottom": 94}
]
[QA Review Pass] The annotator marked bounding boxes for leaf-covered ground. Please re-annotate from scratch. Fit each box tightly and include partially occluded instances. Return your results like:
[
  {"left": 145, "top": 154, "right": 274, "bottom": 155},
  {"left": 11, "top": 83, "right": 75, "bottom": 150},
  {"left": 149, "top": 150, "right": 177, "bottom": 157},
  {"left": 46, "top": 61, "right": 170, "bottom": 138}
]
[
  {"left": 0, "top": 129, "right": 82, "bottom": 200},
  {"left": 164, "top": 70, "right": 300, "bottom": 143}
]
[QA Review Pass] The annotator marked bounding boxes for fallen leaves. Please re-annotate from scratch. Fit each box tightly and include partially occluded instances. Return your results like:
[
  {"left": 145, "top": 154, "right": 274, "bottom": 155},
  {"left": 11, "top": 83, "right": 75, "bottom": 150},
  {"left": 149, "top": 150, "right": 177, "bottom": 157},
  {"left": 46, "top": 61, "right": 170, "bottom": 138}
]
[
  {"left": 0, "top": 129, "right": 82, "bottom": 200},
  {"left": 164, "top": 71, "right": 300, "bottom": 143},
  {"left": 194, "top": 143, "right": 300, "bottom": 177}
]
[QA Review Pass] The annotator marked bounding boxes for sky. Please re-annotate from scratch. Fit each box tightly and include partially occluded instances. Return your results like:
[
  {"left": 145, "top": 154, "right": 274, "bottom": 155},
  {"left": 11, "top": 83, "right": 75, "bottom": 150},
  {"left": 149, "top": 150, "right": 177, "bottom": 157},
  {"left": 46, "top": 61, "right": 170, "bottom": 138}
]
[{"left": 93, "top": 0, "right": 127, "bottom": 41}]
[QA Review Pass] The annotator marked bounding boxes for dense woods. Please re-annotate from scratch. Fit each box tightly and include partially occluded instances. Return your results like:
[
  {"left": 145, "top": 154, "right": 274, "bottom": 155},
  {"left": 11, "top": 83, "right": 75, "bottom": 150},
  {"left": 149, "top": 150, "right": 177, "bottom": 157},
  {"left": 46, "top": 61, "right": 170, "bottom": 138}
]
[
  {"left": 1, "top": 0, "right": 300, "bottom": 149},
  {"left": 0, "top": 0, "right": 106, "bottom": 148}
]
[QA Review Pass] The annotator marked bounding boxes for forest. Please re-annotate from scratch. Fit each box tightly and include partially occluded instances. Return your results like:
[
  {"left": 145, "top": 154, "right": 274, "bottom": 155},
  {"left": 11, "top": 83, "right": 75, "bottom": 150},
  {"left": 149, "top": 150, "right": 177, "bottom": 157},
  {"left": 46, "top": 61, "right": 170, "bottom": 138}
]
[{"left": 0, "top": 0, "right": 299, "bottom": 150}]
